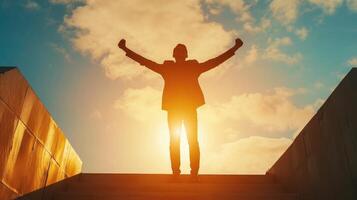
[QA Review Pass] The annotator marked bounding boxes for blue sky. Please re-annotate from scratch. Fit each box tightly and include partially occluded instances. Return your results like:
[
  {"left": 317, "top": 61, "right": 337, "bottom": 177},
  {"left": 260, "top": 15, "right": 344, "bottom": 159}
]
[{"left": 0, "top": 0, "right": 356, "bottom": 173}]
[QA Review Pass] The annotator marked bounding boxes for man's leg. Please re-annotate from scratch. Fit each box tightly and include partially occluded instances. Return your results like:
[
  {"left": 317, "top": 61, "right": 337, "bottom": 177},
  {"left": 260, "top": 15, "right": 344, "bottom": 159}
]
[
  {"left": 184, "top": 109, "right": 200, "bottom": 176},
  {"left": 167, "top": 111, "right": 182, "bottom": 175}
]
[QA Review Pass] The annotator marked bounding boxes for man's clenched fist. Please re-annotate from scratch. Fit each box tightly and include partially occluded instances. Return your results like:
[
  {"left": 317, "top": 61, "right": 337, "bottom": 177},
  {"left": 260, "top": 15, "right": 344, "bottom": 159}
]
[
  {"left": 235, "top": 38, "right": 243, "bottom": 48},
  {"left": 118, "top": 39, "right": 126, "bottom": 49}
]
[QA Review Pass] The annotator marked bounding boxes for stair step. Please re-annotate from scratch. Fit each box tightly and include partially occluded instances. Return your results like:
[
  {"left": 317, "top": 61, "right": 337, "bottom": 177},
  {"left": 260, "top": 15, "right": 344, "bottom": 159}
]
[
  {"left": 44, "top": 174, "right": 299, "bottom": 200},
  {"left": 78, "top": 174, "right": 275, "bottom": 184},
  {"left": 54, "top": 191, "right": 299, "bottom": 200},
  {"left": 66, "top": 182, "right": 283, "bottom": 193}
]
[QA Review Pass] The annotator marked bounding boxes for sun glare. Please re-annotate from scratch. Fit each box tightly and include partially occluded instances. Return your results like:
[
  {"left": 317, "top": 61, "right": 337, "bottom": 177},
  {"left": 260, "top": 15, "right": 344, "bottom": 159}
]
[
  {"left": 179, "top": 124, "right": 191, "bottom": 174},
  {"left": 153, "top": 120, "right": 209, "bottom": 174}
]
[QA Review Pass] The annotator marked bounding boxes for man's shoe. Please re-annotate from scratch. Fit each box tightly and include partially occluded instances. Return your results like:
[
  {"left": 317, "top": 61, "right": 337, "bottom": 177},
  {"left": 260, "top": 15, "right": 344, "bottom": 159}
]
[
  {"left": 169, "top": 171, "right": 180, "bottom": 182},
  {"left": 190, "top": 173, "right": 199, "bottom": 182}
]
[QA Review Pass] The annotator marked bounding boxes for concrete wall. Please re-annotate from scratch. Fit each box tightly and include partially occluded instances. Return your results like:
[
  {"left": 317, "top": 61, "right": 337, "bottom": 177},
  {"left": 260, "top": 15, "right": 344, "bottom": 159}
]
[
  {"left": 0, "top": 67, "right": 82, "bottom": 200},
  {"left": 267, "top": 68, "right": 357, "bottom": 200}
]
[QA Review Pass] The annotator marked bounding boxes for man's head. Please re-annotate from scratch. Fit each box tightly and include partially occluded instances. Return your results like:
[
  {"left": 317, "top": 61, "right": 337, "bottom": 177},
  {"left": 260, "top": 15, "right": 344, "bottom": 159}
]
[{"left": 173, "top": 44, "right": 187, "bottom": 62}]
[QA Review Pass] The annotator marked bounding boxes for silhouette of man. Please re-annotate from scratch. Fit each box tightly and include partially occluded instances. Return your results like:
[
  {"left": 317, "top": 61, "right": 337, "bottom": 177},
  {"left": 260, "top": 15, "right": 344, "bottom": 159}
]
[{"left": 118, "top": 38, "right": 243, "bottom": 177}]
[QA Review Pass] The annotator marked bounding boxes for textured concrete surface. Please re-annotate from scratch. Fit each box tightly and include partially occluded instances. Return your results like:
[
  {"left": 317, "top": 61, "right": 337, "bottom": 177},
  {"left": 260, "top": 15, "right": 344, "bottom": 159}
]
[
  {"left": 0, "top": 67, "right": 82, "bottom": 200},
  {"left": 267, "top": 68, "right": 357, "bottom": 200}
]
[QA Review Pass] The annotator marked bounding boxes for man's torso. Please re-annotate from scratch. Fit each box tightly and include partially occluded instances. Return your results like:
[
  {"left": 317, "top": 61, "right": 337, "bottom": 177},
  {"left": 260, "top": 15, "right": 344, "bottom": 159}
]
[{"left": 160, "top": 60, "right": 205, "bottom": 110}]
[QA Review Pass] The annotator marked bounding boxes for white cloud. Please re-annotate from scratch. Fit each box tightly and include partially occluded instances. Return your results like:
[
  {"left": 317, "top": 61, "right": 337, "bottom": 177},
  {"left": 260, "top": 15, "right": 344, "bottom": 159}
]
[
  {"left": 348, "top": 57, "right": 357, "bottom": 66},
  {"left": 295, "top": 27, "right": 309, "bottom": 40},
  {"left": 207, "top": 4, "right": 223, "bottom": 15},
  {"left": 204, "top": 0, "right": 256, "bottom": 23},
  {"left": 262, "top": 37, "right": 302, "bottom": 64},
  {"left": 308, "top": 0, "right": 343, "bottom": 14},
  {"left": 228, "top": 38, "right": 302, "bottom": 67},
  {"left": 25, "top": 0, "right": 40, "bottom": 10},
  {"left": 63, "top": 0, "right": 235, "bottom": 80},
  {"left": 243, "top": 45, "right": 258, "bottom": 64},
  {"left": 114, "top": 86, "right": 162, "bottom": 122},
  {"left": 202, "top": 136, "right": 292, "bottom": 174},
  {"left": 269, "top": 36, "right": 293, "bottom": 46},
  {"left": 269, "top": 0, "right": 346, "bottom": 26},
  {"left": 347, "top": 0, "right": 357, "bottom": 11},
  {"left": 50, "top": 43, "right": 72, "bottom": 62},
  {"left": 205, "top": 0, "right": 247, "bottom": 14},
  {"left": 270, "top": 0, "right": 301, "bottom": 25},
  {"left": 243, "top": 18, "right": 271, "bottom": 33},
  {"left": 207, "top": 87, "right": 314, "bottom": 133}
]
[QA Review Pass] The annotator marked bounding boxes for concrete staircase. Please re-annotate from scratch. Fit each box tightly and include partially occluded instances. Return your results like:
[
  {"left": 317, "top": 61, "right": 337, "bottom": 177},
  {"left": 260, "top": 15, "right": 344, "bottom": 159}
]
[{"left": 49, "top": 173, "right": 299, "bottom": 200}]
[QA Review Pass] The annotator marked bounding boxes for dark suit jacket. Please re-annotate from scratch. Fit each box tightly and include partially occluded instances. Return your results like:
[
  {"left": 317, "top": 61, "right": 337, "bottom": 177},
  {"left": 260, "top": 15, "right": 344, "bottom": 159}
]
[{"left": 125, "top": 48, "right": 236, "bottom": 111}]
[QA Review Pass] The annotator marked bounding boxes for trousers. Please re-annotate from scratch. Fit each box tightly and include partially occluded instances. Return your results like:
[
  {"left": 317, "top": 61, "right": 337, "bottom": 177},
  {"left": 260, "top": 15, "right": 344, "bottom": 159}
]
[{"left": 167, "top": 108, "right": 200, "bottom": 175}]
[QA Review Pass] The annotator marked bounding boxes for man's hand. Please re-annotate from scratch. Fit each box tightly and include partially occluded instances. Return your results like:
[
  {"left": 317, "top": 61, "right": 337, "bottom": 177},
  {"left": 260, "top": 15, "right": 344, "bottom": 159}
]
[
  {"left": 118, "top": 39, "right": 126, "bottom": 50},
  {"left": 235, "top": 38, "right": 243, "bottom": 48}
]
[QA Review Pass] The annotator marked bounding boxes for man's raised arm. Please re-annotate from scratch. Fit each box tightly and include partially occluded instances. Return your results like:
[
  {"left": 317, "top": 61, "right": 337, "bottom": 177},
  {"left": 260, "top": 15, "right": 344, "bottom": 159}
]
[
  {"left": 118, "top": 39, "right": 162, "bottom": 74},
  {"left": 199, "top": 38, "right": 243, "bottom": 73}
]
